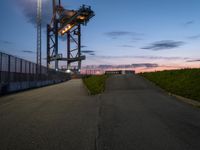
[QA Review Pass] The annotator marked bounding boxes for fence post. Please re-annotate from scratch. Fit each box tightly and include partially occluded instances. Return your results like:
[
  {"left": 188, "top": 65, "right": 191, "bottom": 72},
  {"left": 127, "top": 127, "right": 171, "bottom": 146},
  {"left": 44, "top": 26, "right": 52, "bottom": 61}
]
[
  {"left": 0, "top": 53, "right": 2, "bottom": 83},
  {"left": 29, "top": 62, "right": 31, "bottom": 87},
  {"left": 8, "top": 55, "right": 11, "bottom": 84},
  {"left": 15, "top": 57, "right": 17, "bottom": 82}
]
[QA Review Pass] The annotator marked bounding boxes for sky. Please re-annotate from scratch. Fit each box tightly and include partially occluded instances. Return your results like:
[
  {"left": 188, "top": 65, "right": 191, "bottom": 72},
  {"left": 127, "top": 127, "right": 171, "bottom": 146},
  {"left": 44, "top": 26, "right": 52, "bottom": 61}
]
[{"left": 0, "top": 0, "right": 200, "bottom": 71}]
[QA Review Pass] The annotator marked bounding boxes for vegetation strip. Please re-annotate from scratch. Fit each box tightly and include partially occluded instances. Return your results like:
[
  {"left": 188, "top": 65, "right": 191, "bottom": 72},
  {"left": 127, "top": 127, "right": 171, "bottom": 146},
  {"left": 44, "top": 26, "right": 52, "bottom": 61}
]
[
  {"left": 83, "top": 75, "right": 108, "bottom": 95},
  {"left": 140, "top": 69, "right": 200, "bottom": 102}
]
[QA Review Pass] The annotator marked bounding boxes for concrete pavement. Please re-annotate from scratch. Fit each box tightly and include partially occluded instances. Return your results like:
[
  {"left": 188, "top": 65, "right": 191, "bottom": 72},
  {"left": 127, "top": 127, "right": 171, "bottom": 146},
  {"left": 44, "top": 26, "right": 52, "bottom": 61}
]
[
  {"left": 97, "top": 75, "right": 200, "bottom": 150},
  {"left": 0, "top": 80, "right": 98, "bottom": 150},
  {"left": 0, "top": 75, "right": 200, "bottom": 150}
]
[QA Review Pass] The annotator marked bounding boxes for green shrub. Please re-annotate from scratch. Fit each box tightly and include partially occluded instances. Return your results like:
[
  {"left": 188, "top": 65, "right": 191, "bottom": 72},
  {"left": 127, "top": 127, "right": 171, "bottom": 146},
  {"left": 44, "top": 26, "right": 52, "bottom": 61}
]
[{"left": 83, "top": 75, "right": 108, "bottom": 95}]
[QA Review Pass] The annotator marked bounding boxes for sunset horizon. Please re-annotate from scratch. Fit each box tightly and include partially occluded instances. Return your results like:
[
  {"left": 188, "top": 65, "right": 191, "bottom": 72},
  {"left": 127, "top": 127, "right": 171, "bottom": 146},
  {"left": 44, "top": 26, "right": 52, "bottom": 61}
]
[{"left": 0, "top": 0, "right": 200, "bottom": 71}]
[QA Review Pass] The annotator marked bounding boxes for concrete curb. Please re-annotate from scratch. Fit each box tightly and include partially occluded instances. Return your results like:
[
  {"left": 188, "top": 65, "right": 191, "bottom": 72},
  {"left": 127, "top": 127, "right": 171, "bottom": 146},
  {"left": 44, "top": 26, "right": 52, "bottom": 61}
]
[
  {"left": 169, "top": 93, "right": 200, "bottom": 108},
  {"left": 138, "top": 75, "right": 200, "bottom": 108}
]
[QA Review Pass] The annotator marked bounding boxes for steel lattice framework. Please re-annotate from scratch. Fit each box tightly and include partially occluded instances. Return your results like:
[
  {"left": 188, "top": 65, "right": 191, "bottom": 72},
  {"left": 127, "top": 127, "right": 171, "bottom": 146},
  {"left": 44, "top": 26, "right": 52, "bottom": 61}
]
[
  {"left": 47, "top": 0, "right": 94, "bottom": 73},
  {"left": 37, "top": 0, "right": 42, "bottom": 74}
]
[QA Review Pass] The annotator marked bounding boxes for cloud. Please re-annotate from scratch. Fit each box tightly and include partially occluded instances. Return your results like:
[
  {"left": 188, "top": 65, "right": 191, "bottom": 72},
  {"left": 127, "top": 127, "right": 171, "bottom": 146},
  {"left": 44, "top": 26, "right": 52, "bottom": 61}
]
[
  {"left": 82, "top": 50, "right": 95, "bottom": 56},
  {"left": 132, "top": 63, "right": 159, "bottom": 68},
  {"left": 134, "top": 56, "right": 189, "bottom": 60},
  {"left": 105, "top": 31, "right": 133, "bottom": 37},
  {"left": 184, "top": 20, "right": 195, "bottom": 26},
  {"left": 16, "top": 0, "right": 52, "bottom": 28},
  {"left": 82, "top": 50, "right": 95, "bottom": 53},
  {"left": 119, "top": 45, "right": 134, "bottom": 48},
  {"left": 22, "top": 50, "right": 35, "bottom": 54},
  {"left": 105, "top": 31, "right": 142, "bottom": 39},
  {"left": 186, "top": 59, "right": 200, "bottom": 62},
  {"left": 89, "top": 53, "right": 95, "bottom": 56},
  {"left": 141, "top": 40, "right": 185, "bottom": 51},
  {"left": 81, "top": 45, "right": 87, "bottom": 48},
  {"left": 92, "top": 55, "right": 189, "bottom": 61},
  {"left": 83, "top": 63, "right": 159, "bottom": 69},
  {"left": 130, "top": 38, "right": 143, "bottom": 42},
  {"left": 187, "top": 34, "right": 200, "bottom": 40},
  {"left": 0, "top": 40, "right": 13, "bottom": 45}
]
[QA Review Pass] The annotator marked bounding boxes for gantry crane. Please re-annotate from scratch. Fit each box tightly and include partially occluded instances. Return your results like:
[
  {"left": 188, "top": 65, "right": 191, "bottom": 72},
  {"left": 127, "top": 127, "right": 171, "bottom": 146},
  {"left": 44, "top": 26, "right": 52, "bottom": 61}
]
[{"left": 47, "top": 0, "right": 94, "bottom": 73}]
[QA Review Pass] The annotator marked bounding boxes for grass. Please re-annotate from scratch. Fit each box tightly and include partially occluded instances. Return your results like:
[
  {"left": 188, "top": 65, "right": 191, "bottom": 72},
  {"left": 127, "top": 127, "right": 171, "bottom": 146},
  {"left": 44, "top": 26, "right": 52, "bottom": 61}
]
[
  {"left": 83, "top": 75, "right": 108, "bottom": 95},
  {"left": 140, "top": 69, "right": 200, "bottom": 102}
]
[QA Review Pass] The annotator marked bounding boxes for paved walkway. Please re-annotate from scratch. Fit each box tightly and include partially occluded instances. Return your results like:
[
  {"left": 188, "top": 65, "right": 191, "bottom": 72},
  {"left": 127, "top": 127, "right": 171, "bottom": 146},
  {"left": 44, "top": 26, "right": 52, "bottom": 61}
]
[
  {"left": 0, "top": 80, "right": 98, "bottom": 150},
  {"left": 97, "top": 75, "right": 200, "bottom": 150},
  {"left": 1, "top": 76, "right": 200, "bottom": 150}
]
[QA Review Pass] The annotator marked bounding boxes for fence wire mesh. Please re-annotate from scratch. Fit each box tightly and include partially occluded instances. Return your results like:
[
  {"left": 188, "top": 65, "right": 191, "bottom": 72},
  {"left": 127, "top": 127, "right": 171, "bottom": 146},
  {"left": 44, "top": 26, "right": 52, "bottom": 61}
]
[{"left": 0, "top": 52, "right": 70, "bottom": 94}]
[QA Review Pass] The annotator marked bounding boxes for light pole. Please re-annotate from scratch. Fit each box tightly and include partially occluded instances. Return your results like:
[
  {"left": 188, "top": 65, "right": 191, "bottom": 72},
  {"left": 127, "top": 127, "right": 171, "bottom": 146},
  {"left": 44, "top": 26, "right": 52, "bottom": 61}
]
[{"left": 37, "top": 0, "right": 42, "bottom": 74}]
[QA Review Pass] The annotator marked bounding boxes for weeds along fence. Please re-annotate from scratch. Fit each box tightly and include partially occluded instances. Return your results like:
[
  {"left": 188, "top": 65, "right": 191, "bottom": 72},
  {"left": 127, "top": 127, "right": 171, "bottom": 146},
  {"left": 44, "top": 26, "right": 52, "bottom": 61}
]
[{"left": 0, "top": 52, "right": 70, "bottom": 95}]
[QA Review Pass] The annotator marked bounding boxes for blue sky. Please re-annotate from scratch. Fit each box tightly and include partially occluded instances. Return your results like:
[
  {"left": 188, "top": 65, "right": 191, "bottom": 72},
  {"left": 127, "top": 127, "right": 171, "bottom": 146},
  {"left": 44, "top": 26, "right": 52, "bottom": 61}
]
[{"left": 0, "top": 0, "right": 200, "bottom": 69}]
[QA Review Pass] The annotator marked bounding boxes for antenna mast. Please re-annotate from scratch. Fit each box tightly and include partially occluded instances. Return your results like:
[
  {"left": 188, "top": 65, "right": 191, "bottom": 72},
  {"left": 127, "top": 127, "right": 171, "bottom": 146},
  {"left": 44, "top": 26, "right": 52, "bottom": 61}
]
[{"left": 37, "top": 0, "right": 42, "bottom": 74}]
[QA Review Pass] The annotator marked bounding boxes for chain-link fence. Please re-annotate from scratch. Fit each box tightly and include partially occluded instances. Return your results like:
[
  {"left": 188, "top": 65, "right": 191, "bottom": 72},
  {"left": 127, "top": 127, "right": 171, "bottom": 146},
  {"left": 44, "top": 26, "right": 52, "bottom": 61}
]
[{"left": 0, "top": 52, "right": 70, "bottom": 95}]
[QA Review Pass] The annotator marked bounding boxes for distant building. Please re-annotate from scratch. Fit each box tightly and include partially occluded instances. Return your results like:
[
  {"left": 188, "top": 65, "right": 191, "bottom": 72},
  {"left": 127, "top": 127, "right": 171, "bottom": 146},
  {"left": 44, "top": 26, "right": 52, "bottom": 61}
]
[
  {"left": 81, "top": 69, "right": 104, "bottom": 75},
  {"left": 124, "top": 70, "right": 136, "bottom": 74},
  {"left": 105, "top": 70, "right": 135, "bottom": 75}
]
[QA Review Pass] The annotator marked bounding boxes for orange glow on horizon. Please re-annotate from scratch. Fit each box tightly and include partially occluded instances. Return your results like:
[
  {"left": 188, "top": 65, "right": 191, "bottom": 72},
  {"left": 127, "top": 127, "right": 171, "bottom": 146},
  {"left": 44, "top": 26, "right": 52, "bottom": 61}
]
[{"left": 81, "top": 65, "right": 200, "bottom": 75}]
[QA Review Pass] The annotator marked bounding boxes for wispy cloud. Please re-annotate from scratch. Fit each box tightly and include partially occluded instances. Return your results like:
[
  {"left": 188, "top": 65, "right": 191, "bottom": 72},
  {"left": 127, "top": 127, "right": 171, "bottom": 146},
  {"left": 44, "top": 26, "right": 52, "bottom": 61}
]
[
  {"left": 82, "top": 50, "right": 95, "bottom": 53},
  {"left": 105, "top": 31, "right": 134, "bottom": 37},
  {"left": 82, "top": 50, "right": 95, "bottom": 56},
  {"left": 183, "top": 20, "right": 195, "bottom": 26},
  {"left": 92, "top": 55, "right": 189, "bottom": 60},
  {"left": 16, "top": 0, "right": 51, "bottom": 28},
  {"left": 131, "top": 63, "right": 159, "bottom": 68},
  {"left": 22, "top": 50, "right": 35, "bottom": 54},
  {"left": 0, "top": 40, "right": 13, "bottom": 45},
  {"left": 81, "top": 45, "right": 87, "bottom": 48},
  {"left": 187, "top": 34, "right": 200, "bottom": 40},
  {"left": 105, "top": 31, "right": 143, "bottom": 39},
  {"left": 130, "top": 38, "right": 143, "bottom": 42},
  {"left": 119, "top": 45, "right": 134, "bottom": 48},
  {"left": 141, "top": 40, "right": 185, "bottom": 51},
  {"left": 186, "top": 59, "right": 200, "bottom": 62},
  {"left": 84, "top": 63, "right": 159, "bottom": 69},
  {"left": 134, "top": 55, "right": 189, "bottom": 60}
]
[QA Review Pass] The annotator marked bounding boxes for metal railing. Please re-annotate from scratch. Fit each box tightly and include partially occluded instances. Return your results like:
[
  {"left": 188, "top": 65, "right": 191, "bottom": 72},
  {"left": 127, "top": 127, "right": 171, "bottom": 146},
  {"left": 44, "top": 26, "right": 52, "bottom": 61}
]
[{"left": 0, "top": 52, "right": 70, "bottom": 95}]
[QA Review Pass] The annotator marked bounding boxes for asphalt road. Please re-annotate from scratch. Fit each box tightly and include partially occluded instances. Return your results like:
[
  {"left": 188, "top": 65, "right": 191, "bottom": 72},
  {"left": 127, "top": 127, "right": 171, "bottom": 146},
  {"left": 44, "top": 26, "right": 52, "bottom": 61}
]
[
  {"left": 0, "top": 75, "right": 200, "bottom": 150},
  {"left": 0, "top": 80, "right": 98, "bottom": 150},
  {"left": 97, "top": 75, "right": 200, "bottom": 150}
]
